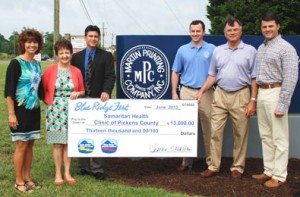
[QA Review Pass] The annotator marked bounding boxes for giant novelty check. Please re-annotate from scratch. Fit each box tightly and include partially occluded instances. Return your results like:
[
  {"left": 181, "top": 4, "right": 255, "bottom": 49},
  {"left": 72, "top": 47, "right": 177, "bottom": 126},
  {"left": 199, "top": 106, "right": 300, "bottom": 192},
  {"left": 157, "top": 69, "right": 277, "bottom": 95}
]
[{"left": 68, "top": 99, "right": 198, "bottom": 157}]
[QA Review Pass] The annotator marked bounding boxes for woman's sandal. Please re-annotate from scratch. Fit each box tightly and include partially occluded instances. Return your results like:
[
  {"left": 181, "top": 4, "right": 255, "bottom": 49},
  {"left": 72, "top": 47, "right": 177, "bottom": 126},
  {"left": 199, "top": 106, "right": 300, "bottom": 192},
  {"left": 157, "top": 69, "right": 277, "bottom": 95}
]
[
  {"left": 25, "top": 180, "right": 41, "bottom": 189},
  {"left": 65, "top": 178, "right": 76, "bottom": 185},
  {"left": 64, "top": 175, "right": 76, "bottom": 185},
  {"left": 54, "top": 180, "right": 64, "bottom": 186},
  {"left": 14, "top": 183, "right": 33, "bottom": 194}
]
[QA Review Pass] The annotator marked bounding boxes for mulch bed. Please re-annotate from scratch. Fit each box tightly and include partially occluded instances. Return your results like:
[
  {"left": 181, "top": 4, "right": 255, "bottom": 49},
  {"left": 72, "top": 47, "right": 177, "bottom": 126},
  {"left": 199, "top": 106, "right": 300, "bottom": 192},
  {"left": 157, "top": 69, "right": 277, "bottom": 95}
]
[{"left": 105, "top": 157, "right": 300, "bottom": 196}]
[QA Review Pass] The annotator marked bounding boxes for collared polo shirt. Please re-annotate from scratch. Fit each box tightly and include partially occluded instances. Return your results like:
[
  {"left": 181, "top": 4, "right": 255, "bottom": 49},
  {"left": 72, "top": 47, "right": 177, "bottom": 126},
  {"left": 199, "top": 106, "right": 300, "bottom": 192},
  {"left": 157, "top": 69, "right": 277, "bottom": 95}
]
[
  {"left": 209, "top": 41, "right": 257, "bottom": 92},
  {"left": 172, "top": 41, "right": 216, "bottom": 88}
]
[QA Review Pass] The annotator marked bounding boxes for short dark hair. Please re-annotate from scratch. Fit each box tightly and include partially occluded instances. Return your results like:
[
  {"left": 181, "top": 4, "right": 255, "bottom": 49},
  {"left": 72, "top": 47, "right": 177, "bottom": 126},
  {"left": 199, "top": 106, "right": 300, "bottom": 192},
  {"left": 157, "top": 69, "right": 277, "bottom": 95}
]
[
  {"left": 260, "top": 12, "right": 279, "bottom": 25},
  {"left": 18, "top": 29, "right": 43, "bottom": 54},
  {"left": 190, "top": 20, "right": 205, "bottom": 31},
  {"left": 224, "top": 16, "right": 242, "bottom": 27},
  {"left": 84, "top": 25, "right": 101, "bottom": 36},
  {"left": 54, "top": 40, "right": 73, "bottom": 55}
]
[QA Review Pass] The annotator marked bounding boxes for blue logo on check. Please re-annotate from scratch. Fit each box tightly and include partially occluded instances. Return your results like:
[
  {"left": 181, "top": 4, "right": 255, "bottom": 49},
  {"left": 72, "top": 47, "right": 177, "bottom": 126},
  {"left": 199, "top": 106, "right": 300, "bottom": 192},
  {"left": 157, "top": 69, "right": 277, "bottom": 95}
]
[
  {"left": 78, "top": 139, "right": 94, "bottom": 154},
  {"left": 101, "top": 139, "right": 118, "bottom": 154}
]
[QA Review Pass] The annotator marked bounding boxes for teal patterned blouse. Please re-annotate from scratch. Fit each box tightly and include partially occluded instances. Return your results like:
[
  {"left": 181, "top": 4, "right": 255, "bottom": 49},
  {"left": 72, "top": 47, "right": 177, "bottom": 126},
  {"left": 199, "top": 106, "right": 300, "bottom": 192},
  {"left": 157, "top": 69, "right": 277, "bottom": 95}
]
[{"left": 15, "top": 57, "right": 42, "bottom": 109}]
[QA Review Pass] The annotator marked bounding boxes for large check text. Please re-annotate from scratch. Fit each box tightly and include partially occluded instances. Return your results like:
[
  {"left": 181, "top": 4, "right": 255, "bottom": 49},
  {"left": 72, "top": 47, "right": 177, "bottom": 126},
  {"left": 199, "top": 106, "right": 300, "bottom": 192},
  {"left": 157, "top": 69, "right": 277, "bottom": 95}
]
[{"left": 68, "top": 99, "right": 198, "bottom": 157}]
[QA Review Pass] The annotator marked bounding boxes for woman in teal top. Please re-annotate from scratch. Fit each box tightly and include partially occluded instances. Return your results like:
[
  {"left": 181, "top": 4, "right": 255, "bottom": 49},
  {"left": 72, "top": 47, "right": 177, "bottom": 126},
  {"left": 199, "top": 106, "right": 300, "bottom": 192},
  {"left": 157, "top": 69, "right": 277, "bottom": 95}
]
[{"left": 4, "top": 29, "right": 44, "bottom": 194}]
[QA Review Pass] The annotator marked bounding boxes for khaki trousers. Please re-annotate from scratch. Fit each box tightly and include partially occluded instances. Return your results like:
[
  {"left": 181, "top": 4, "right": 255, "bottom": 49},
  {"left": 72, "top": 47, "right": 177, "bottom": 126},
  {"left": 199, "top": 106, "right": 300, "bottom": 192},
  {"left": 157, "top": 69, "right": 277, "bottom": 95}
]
[
  {"left": 180, "top": 86, "right": 213, "bottom": 167},
  {"left": 257, "top": 87, "right": 289, "bottom": 182},
  {"left": 208, "top": 86, "right": 249, "bottom": 173}
]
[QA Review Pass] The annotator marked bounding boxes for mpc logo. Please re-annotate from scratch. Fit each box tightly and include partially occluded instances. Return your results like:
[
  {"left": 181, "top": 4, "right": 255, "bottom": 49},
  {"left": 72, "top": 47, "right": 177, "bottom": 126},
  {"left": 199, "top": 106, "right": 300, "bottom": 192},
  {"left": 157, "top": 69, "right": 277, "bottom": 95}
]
[{"left": 120, "top": 45, "right": 170, "bottom": 99}]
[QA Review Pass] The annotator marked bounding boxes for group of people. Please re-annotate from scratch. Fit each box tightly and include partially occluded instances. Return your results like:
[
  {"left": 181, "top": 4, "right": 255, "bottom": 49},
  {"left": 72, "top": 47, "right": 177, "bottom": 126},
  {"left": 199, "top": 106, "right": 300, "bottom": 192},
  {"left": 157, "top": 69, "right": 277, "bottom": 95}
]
[
  {"left": 5, "top": 25, "right": 115, "bottom": 193},
  {"left": 4, "top": 12, "right": 298, "bottom": 194},
  {"left": 172, "top": 12, "right": 298, "bottom": 189}
]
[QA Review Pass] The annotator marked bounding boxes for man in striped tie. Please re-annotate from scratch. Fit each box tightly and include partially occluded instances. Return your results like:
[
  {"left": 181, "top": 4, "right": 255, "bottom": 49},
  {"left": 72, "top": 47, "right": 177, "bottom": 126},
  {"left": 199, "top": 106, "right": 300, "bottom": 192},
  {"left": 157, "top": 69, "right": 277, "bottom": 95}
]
[{"left": 71, "top": 25, "right": 116, "bottom": 180}]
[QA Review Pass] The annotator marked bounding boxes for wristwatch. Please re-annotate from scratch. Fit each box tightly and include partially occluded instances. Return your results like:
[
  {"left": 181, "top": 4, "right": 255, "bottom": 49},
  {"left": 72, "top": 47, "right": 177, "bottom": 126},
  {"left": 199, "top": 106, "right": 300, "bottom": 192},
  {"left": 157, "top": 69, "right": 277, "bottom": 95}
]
[{"left": 250, "top": 97, "right": 256, "bottom": 101}]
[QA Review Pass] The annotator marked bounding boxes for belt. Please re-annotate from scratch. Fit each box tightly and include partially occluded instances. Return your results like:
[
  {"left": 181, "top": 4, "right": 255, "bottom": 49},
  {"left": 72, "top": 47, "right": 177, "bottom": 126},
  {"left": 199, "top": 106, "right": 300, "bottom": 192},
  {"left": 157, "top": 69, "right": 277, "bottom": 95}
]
[
  {"left": 217, "top": 85, "right": 248, "bottom": 92},
  {"left": 259, "top": 84, "right": 281, "bottom": 89},
  {"left": 182, "top": 85, "right": 201, "bottom": 90}
]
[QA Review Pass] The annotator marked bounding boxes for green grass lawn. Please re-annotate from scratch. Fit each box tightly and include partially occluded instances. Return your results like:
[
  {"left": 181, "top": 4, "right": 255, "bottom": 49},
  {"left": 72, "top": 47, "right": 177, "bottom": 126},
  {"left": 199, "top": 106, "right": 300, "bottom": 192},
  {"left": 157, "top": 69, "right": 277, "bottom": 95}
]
[{"left": 0, "top": 60, "right": 190, "bottom": 197}]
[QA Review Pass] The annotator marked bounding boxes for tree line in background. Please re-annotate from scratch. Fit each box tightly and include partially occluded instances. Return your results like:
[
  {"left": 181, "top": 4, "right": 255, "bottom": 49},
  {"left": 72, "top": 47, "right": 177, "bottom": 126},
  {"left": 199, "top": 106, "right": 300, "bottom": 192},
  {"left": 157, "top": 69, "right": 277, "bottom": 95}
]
[
  {"left": 0, "top": 28, "right": 61, "bottom": 59},
  {"left": 207, "top": 0, "right": 300, "bottom": 35},
  {"left": 1, "top": 1, "right": 300, "bottom": 59}
]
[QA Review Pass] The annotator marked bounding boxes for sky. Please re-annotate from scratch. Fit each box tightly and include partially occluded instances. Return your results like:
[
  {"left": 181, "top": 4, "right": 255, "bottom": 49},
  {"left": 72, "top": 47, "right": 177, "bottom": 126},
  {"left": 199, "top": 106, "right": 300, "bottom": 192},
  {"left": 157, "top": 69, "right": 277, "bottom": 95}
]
[{"left": 0, "top": 0, "right": 210, "bottom": 47}]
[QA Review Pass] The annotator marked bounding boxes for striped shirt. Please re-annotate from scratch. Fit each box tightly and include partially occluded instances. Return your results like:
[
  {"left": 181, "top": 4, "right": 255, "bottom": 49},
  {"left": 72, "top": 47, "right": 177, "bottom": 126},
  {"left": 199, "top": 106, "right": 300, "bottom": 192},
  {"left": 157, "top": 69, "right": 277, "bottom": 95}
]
[{"left": 256, "top": 35, "right": 299, "bottom": 112}]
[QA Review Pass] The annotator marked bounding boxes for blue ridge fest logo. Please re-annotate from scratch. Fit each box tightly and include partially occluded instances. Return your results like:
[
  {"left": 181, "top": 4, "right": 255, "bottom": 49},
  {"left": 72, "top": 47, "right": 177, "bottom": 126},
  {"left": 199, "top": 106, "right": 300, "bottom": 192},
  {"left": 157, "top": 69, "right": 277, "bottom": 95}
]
[
  {"left": 78, "top": 139, "right": 94, "bottom": 154},
  {"left": 101, "top": 139, "right": 118, "bottom": 154},
  {"left": 120, "top": 45, "right": 170, "bottom": 99}
]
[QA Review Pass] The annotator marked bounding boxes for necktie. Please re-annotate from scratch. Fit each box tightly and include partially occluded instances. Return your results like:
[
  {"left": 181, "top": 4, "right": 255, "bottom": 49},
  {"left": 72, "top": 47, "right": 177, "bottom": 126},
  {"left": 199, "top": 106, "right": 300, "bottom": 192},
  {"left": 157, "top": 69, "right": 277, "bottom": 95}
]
[{"left": 85, "top": 53, "right": 93, "bottom": 96}]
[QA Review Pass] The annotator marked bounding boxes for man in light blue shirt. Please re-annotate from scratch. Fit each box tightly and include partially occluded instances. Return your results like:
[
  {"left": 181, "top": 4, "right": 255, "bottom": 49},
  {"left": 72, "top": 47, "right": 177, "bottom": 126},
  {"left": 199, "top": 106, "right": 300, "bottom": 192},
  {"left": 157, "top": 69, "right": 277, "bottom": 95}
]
[
  {"left": 196, "top": 17, "right": 257, "bottom": 179},
  {"left": 172, "top": 20, "right": 216, "bottom": 172}
]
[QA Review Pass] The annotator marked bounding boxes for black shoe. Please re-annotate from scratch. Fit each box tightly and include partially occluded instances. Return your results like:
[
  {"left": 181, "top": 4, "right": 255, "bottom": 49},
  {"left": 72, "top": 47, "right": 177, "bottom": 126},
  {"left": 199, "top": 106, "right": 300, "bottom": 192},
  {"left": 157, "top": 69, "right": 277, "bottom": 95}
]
[
  {"left": 94, "top": 172, "right": 105, "bottom": 180},
  {"left": 177, "top": 165, "right": 189, "bottom": 172},
  {"left": 77, "top": 169, "right": 89, "bottom": 176}
]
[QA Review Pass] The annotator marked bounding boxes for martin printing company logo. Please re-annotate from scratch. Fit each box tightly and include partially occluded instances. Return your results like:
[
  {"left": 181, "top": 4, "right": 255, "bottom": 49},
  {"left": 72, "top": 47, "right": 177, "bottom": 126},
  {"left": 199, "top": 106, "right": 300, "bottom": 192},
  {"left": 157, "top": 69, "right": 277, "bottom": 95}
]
[{"left": 120, "top": 45, "right": 170, "bottom": 99}]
